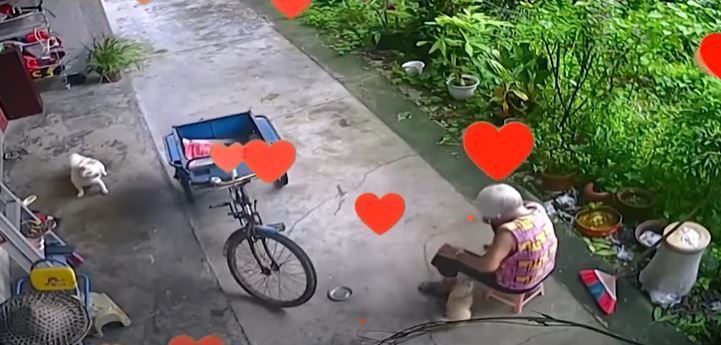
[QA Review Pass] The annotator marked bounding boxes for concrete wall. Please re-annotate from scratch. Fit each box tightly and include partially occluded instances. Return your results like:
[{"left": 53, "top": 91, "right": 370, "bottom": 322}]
[{"left": 16, "top": 0, "right": 113, "bottom": 74}]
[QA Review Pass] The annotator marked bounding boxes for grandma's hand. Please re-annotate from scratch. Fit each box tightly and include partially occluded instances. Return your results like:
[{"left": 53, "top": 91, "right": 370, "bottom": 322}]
[
  {"left": 438, "top": 243, "right": 461, "bottom": 258},
  {"left": 454, "top": 248, "right": 466, "bottom": 259}
]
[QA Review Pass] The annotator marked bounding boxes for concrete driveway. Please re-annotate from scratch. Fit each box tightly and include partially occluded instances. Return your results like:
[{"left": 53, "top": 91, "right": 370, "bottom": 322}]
[{"left": 0, "top": 0, "right": 626, "bottom": 344}]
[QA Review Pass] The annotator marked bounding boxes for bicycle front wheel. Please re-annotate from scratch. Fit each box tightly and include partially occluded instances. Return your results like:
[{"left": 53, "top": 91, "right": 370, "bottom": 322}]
[{"left": 226, "top": 229, "right": 317, "bottom": 308}]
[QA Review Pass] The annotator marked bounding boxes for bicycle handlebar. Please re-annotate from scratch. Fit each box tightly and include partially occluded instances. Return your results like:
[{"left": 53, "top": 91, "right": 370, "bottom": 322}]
[{"left": 209, "top": 174, "right": 255, "bottom": 188}]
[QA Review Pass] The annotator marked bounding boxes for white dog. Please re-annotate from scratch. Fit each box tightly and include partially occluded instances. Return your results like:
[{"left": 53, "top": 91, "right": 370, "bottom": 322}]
[
  {"left": 70, "top": 153, "right": 108, "bottom": 197},
  {"left": 445, "top": 279, "right": 474, "bottom": 321}
]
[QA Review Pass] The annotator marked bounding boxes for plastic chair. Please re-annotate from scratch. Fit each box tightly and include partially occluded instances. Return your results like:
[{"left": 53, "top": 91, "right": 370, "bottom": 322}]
[
  {"left": 483, "top": 283, "right": 545, "bottom": 314},
  {"left": 15, "top": 258, "right": 90, "bottom": 307}
]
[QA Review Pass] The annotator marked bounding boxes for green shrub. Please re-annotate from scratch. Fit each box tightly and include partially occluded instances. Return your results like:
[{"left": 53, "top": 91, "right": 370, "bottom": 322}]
[
  {"left": 301, "top": 0, "right": 417, "bottom": 54},
  {"left": 417, "top": 9, "right": 509, "bottom": 87}
]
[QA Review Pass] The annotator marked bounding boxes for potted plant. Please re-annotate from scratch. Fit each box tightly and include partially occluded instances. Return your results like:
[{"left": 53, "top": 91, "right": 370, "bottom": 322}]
[
  {"left": 446, "top": 73, "right": 480, "bottom": 101},
  {"left": 582, "top": 182, "right": 614, "bottom": 205},
  {"left": 537, "top": 151, "right": 577, "bottom": 192},
  {"left": 487, "top": 42, "right": 550, "bottom": 121},
  {"left": 575, "top": 202, "right": 623, "bottom": 238},
  {"left": 532, "top": 120, "right": 586, "bottom": 191},
  {"left": 417, "top": 9, "right": 509, "bottom": 101},
  {"left": 87, "top": 36, "right": 146, "bottom": 83},
  {"left": 489, "top": 80, "right": 528, "bottom": 119},
  {"left": 615, "top": 187, "right": 656, "bottom": 222},
  {"left": 635, "top": 219, "right": 667, "bottom": 248},
  {"left": 401, "top": 60, "right": 425, "bottom": 75}
]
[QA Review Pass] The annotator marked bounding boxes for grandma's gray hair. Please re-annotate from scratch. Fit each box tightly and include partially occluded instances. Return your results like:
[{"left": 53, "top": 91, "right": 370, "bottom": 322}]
[{"left": 474, "top": 183, "right": 523, "bottom": 220}]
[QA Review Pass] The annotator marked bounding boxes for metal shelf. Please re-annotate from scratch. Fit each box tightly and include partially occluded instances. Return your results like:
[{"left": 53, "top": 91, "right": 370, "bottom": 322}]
[
  {"left": 0, "top": 12, "right": 48, "bottom": 43},
  {"left": 0, "top": 182, "right": 66, "bottom": 272},
  {"left": 0, "top": 7, "right": 70, "bottom": 87}
]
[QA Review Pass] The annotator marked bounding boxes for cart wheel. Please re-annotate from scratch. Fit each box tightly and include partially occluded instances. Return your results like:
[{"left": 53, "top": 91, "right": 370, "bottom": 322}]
[
  {"left": 274, "top": 174, "right": 289, "bottom": 188},
  {"left": 179, "top": 174, "right": 195, "bottom": 203}
]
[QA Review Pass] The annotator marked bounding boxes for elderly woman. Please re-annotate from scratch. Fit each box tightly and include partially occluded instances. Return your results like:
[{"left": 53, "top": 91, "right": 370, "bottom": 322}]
[{"left": 420, "top": 183, "right": 558, "bottom": 301}]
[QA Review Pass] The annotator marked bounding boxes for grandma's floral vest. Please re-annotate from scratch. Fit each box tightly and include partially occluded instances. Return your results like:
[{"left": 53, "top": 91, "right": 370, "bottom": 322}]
[{"left": 496, "top": 204, "right": 558, "bottom": 291}]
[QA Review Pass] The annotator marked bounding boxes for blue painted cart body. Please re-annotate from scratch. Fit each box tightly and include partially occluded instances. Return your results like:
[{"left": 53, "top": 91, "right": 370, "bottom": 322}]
[{"left": 163, "top": 111, "right": 288, "bottom": 202}]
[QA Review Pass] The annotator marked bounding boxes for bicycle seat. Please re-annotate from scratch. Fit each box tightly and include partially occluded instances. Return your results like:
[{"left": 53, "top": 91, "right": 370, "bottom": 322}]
[{"left": 209, "top": 174, "right": 255, "bottom": 188}]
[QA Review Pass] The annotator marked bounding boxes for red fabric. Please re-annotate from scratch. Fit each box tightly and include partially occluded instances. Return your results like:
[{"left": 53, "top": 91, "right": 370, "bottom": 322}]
[
  {"left": 0, "top": 4, "right": 12, "bottom": 15},
  {"left": 24, "top": 31, "right": 50, "bottom": 43},
  {"left": 182, "top": 139, "right": 216, "bottom": 160}
]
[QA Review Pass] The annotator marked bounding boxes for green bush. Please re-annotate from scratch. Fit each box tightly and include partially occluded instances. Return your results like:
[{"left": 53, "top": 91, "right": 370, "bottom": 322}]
[
  {"left": 417, "top": 9, "right": 509, "bottom": 86},
  {"left": 301, "top": 0, "right": 417, "bottom": 54}
]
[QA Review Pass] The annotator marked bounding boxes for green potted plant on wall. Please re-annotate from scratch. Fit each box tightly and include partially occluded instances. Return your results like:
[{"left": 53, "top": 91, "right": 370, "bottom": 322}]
[
  {"left": 87, "top": 36, "right": 146, "bottom": 83},
  {"left": 488, "top": 42, "right": 550, "bottom": 123},
  {"left": 417, "top": 9, "right": 508, "bottom": 101},
  {"left": 532, "top": 118, "right": 588, "bottom": 191}
]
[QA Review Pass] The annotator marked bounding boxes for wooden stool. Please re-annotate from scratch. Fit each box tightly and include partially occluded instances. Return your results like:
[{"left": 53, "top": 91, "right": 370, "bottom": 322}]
[{"left": 483, "top": 283, "right": 545, "bottom": 314}]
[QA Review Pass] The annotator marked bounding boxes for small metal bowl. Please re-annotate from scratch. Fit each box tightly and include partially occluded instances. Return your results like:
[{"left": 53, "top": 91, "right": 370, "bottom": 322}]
[{"left": 327, "top": 286, "right": 353, "bottom": 302}]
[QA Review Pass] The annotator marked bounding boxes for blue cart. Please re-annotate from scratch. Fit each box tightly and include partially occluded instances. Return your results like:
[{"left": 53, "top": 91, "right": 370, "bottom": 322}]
[{"left": 163, "top": 111, "right": 289, "bottom": 202}]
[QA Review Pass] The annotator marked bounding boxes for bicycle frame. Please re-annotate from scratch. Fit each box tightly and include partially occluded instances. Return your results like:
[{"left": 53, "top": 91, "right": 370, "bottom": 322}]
[
  {"left": 214, "top": 183, "right": 283, "bottom": 274},
  {"left": 227, "top": 184, "right": 263, "bottom": 228}
]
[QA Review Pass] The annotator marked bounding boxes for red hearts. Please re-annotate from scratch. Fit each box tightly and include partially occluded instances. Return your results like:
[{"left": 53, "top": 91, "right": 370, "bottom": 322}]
[
  {"left": 168, "top": 335, "right": 224, "bottom": 345},
  {"left": 208, "top": 140, "right": 296, "bottom": 182},
  {"left": 243, "top": 140, "right": 296, "bottom": 183},
  {"left": 209, "top": 143, "right": 244, "bottom": 173},
  {"left": 462, "top": 121, "right": 534, "bottom": 181},
  {"left": 354, "top": 193, "right": 405, "bottom": 235},
  {"left": 271, "top": 0, "right": 311, "bottom": 19},
  {"left": 698, "top": 33, "right": 721, "bottom": 79}
]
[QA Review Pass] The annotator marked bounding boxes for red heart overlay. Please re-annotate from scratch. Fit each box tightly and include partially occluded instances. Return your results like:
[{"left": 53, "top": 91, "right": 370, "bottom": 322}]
[
  {"left": 168, "top": 335, "right": 224, "bottom": 345},
  {"left": 243, "top": 140, "right": 296, "bottom": 183},
  {"left": 354, "top": 193, "right": 405, "bottom": 235},
  {"left": 271, "top": 0, "right": 312, "bottom": 19},
  {"left": 698, "top": 33, "right": 721, "bottom": 79},
  {"left": 462, "top": 121, "right": 534, "bottom": 181},
  {"left": 209, "top": 143, "right": 244, "bottom": 173}
]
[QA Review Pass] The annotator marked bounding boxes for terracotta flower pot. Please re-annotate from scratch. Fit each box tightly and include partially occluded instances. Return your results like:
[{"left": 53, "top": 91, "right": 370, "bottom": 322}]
[
  {"left": 575, "top": 206, "right": 623, "bottom": 238},
  {"left": 634, "top": 219, "right": 667, "bottom": 248},
  {"left": 582, "top": 182, "right": 614, "bottom": 205},
  {"left": 541, "top": 172, "right": 576, "bottom": 191},
  {"left": 616, "top": 187, "right": 655, "bottom": 222},
  {"left": 101, "top": 72, "right": 121, "bottom": 83}
]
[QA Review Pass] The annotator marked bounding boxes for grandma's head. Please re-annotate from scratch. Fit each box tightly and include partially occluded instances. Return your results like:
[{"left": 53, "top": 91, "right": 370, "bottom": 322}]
[{"left": 474, "top": 184, "right": 527, "bottom": 228}]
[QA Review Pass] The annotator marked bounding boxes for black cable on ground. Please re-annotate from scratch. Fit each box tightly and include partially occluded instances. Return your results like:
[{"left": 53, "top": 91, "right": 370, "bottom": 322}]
[{"left": 363, "top": 314, "right": 648, "bottom": 345}]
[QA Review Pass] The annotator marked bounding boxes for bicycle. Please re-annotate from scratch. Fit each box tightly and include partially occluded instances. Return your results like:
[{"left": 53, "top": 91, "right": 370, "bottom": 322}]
[{"left": 208, "top": 174, "right": 317, "bottom": 308}]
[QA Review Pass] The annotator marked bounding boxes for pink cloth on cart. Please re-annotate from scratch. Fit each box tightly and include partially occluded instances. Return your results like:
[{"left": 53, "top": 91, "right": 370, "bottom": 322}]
[
  {"left": 183, "top": 139, "right": 215, "bottom": 160},
  {"left": 182, "top": 139, "right": 234, "bottom": 168}
]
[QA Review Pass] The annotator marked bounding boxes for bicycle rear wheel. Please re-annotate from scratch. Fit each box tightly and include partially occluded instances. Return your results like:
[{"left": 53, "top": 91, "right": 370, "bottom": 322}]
[{"left": 226, "top": 229, "right": 317, "bottom": 308}]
